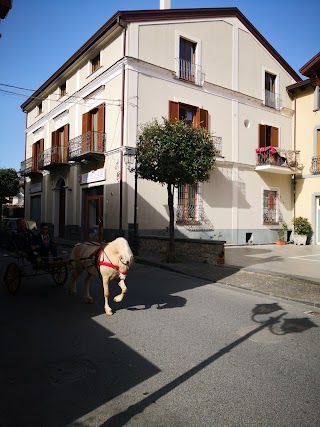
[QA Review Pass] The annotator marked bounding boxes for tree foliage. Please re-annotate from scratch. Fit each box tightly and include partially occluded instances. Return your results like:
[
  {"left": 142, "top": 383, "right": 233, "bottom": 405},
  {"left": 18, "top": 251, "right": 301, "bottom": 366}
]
[
  {"left": 137, "top": 118, "right": 215, "bottom": 186},
  {"left": 0, "top": 168, "right": 19, "bottom": 207},
  {"left": 136, "top": 118, "right": 216, "bottom": 261}
]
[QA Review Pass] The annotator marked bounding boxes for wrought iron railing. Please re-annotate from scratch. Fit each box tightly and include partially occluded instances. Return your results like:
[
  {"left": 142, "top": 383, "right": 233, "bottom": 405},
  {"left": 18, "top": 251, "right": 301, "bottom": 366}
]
[
  {"left": 213, "top": 136, "right": 222, "bottom": 157},
  {"left": 20, "top": 157, "right": 36, "bottom": 175},
  {"left": 264, "top": 90, "right": 281, "bottom": 110},
  {"left": 38, "top": 146, "right": 68, "bottom": 169},
  {"left": 177, "top": 58, "right": 204, "bottom": 86},
  {"left": 68, "top": 131, "right": 106, "bottom": 159},
  {"left": 310, "top": 156, "right": 320, "bottom": 174},
  {"left": 256, "top": 147, "right": 300, "bottom": 169}
]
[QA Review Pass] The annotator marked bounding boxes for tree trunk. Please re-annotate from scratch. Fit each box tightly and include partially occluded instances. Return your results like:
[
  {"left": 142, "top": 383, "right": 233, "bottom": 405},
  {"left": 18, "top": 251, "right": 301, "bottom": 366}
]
[{"left": 167, "top": 183, "right": 176, "bottom": 262}]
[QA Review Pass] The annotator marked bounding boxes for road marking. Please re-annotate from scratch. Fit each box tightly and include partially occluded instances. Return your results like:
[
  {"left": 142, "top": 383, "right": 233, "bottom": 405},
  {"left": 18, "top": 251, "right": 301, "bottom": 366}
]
[{"left": 289, "top": 254, "right": 320, "bottom": 262}]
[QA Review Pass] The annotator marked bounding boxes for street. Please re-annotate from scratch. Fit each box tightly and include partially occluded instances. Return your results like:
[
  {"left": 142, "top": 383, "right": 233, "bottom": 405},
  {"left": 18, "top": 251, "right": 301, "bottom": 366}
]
[{"left": 0, "top": 249, "right": 319, "bottom": 427}]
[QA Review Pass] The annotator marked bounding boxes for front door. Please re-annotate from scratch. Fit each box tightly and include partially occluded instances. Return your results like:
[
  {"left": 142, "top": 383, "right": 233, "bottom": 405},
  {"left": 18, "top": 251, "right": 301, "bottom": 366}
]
[{"left": 85, "top": 193, "right": 103, "bottom": 242}]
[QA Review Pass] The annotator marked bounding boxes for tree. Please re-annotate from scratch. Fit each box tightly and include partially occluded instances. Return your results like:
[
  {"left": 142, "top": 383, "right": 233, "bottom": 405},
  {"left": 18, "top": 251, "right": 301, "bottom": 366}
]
[
  {"left": 136, "top": 118, "right": 215, "bottom": 261},
  {"left": 0, "top": 168, "right": 20, "bottom": 218}
]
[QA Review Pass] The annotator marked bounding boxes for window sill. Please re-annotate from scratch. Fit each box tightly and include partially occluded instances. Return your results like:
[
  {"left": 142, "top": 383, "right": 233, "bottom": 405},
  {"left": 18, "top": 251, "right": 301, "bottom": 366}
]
[{"left": 87, "top": 66, "right": 103, "bottom": 79}]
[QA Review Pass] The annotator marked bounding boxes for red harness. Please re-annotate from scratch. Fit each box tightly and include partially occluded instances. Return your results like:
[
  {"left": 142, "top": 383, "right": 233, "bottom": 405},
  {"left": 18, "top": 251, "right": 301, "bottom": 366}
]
[{"left": 96, "top": 248, "right": 128, "bottom": 275}]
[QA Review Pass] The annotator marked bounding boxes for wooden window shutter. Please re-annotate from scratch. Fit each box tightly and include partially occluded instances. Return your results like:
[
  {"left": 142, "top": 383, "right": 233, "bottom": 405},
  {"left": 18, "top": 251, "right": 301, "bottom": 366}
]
[
  {"left": 39, "top": 138, "right": 44, "bottom": 154},
  {"left": 82, "top": 112, "right": 90, "bottom": 153},
  {"left": 63, "top": 124, "right": 69, "bottom": 162},
  {"left": 259, "top": 124, "right": 266, "bottom": 148},
  {"left": 270, "top": 127, "right": 278, "bottom": 147},
  {"left": 82, "top": 112, "right": 90, "bottom": 133},
  {"left": 195, "top": 108, "right": 208, "bottom": 129},
  {"left": 97, "top": 103, "right": 105, "bottom": 151},
  {"left": 32, "top": 143, "right": 37, "bottom": 171},
  {"left": 51, "top": 130, "right": 58, "bottom": 163},
  {"left": 169, "top": 101, "right": 179, "bottom": 122}
]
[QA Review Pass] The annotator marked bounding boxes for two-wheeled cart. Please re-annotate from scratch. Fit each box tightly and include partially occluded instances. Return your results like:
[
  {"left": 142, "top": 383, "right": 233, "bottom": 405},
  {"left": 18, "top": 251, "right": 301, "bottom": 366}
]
[{"left": 3, "top": 239, "right": 69, "bottom": 294}]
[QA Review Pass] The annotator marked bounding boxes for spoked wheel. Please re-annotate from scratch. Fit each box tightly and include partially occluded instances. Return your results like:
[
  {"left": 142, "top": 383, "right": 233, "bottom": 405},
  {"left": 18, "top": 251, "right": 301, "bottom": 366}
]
[
  {"left": 4, "top": 262, "right": 21, "bottom": 294},
  {"left": 51, "top": 261, "right": 68, "bottom": 286}
]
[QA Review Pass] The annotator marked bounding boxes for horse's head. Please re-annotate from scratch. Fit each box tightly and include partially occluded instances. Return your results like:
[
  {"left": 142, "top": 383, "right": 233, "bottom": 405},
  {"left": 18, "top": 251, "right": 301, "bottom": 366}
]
[{"left": 118, "top": 253, "right": 133, "bottom": 280}]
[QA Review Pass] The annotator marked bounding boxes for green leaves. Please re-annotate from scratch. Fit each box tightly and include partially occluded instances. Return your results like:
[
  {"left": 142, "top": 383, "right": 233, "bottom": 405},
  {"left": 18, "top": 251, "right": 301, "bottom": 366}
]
[
  {"left": 0, "top": 168, "right": 19, "bottom": 200},
  {"left": 137, "top": 118, "right": 215, "bottom": 186}
]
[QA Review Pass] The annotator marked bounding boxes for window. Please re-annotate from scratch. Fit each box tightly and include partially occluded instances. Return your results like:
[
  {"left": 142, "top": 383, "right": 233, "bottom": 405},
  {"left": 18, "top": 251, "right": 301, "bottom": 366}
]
[
  {"left": 91, "top": 53, "right": 100, "bottom": 73},
  {"left": 51, "top": 125, "right": 69, "bottom": 163},
  {"left": 264, "top": 72, "right": 280, "bottom": 109},
  {"left": 177, "top": 183, "right": 199, "bottom": 223},
  {"left": 259, "top": 124, "right": 278, "bottom": 148},
  {"left": 32, "top": 139, "right": 44, "bottom": 171},
  {"left": 262, "top": 189, "right": 279, "bottom": 225},
  {"left": 179, "top": 38, "right": 196, "bottom": 83},
  {"left": 169, "top": 101, "right": 208, "bottom": 129},
  {"left": 60, "top": 82, "right": 66, "bottom": 97},
  {"left": 37, "top": 102, "right": 43, "bottom": 115},
  {"left": 82, "top": 103, "right": 105, "bottom": 152}
]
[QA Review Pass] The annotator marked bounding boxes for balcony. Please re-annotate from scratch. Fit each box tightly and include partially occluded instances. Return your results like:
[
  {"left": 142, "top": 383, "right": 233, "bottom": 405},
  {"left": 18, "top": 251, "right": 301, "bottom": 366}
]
[
  {"left": 310, "top": 157, "right": 320, "bottom": 174},
  {"left": 38, "top": 146, "right": 69, "bottom": 171},
  {"left": 264, "top": 90, "right": 281, "bottom": 110},
  {"left": 255, "top": 146, "right": 302, "bottom": 175},
  {"left": 177, "top": 58, "right": 204, "bottom": 86},
  {"left": 68, "top": 131, "right": 106, "bottom": 162},
  {"left": 213, "top": 136, "right": 222, "bottom": 157},
  {"left": 20, "top": 158, "right": 41, "bottom": 177}
]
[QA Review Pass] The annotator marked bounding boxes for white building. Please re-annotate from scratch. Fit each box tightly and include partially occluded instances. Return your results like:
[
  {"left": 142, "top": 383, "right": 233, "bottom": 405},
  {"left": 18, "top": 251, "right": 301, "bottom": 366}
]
[{"left": 20, "top": 6, "right": 302, "bottom": 245}]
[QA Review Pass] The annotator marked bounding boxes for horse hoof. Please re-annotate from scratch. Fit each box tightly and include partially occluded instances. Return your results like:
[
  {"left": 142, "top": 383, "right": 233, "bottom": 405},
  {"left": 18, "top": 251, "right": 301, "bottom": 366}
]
[
  {"left": 113, "top": 295, "right": 123, "bottom": 303},
  {"left": 84, "top": 297, "right": 93, "bottom": 304},
  {"left": 105, "top": 309, "right": 113, "bottom": 316}
]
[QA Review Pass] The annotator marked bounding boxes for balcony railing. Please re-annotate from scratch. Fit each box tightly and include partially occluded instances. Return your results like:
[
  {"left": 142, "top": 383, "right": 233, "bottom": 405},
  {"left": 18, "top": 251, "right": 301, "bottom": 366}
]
[
  {"left": 68, "top": 131, "right": 106, "bottom": 160},
  {"left": 256, "top": 146, "right": 301, "bottom": 173},
  {"left": 177, "top": 58, "right": 204, "bottom": 86},
  {"left": 38, "top": 146, "right": 69, "bottom": 170},
  {"left": 20, "top": 157, "right": 40, "bottom": 176},
  {"left": 264, "top": 90, "right": 281, "bottom": 110},
  {"left": 310, "top": 156, "right": 320, "bottom": 174},
  {"left": 213, "top": 136, "right": 222, "bottom": 157}
]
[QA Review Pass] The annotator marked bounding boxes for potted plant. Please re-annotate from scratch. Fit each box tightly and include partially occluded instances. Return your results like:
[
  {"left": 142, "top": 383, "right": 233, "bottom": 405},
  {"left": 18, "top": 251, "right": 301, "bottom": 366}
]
[
  {"left": 276, "top": 222, "right": 287, "bottom": 245},
  {"left": 292, "top": 217, "right": 312, "bottom": 245}
]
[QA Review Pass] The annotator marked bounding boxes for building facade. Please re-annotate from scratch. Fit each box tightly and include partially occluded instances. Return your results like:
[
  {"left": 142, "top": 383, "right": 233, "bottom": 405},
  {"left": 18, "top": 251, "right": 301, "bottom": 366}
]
[
  {"left": 20, "top": 7, "right": 302, "bottom": 245},
  {"left": 287, "top": 52, "right": 320, "bottom": 245}
]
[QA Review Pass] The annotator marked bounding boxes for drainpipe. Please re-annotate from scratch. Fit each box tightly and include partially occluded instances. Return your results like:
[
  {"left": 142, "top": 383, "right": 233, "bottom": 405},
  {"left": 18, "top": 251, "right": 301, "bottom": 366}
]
[
  {"left": 293, "top": 97, "right": 297, "bottom": 221},
  {"left": 118, "top": 17, "right": 127, "bottom": 234}
]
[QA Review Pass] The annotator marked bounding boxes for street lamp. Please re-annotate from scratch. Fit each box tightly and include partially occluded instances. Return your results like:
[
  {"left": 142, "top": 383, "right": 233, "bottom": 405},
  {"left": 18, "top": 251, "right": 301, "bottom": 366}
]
[{"left": 123, "top": 147, "right": 138, "bottom": 255}]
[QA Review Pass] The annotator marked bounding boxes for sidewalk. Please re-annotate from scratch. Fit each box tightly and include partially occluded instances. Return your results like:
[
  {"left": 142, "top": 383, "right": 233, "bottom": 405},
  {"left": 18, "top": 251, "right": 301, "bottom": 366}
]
[{"left": 56, "top": 239, "right": 320, "bottom": 308}]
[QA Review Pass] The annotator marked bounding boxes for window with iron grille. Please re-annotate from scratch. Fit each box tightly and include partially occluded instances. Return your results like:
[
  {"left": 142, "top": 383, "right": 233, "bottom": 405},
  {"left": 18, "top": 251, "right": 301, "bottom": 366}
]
[
  {"left": 179, "top": 38, "right": 196, "bottom": 83},
  {"left": 262, "top": 189, "right": 280, "bottom": 225},
  {"left": 177, "top": 183, "right": 199, "bottom": 224}
]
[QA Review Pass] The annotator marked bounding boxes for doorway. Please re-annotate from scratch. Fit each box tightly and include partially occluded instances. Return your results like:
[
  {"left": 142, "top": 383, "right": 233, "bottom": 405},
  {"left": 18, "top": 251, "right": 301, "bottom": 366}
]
[{"left": 84, "top": 187, "right": 103, "bottom": 241}]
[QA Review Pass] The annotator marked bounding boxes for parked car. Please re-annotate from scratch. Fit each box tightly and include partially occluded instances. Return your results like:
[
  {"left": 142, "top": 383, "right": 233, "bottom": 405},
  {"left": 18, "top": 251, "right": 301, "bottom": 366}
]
[{"left": 0, "top": 218, "right": 37, "bottom": 249}]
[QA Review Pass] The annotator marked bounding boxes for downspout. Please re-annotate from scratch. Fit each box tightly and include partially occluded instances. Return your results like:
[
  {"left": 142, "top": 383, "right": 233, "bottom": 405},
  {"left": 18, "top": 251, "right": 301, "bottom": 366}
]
[
  {"left": 293, "top": 97, "right": 297, "bottom": 221},
  {"left": 118, "top": 17, "right": 127, "bottom": 233}
]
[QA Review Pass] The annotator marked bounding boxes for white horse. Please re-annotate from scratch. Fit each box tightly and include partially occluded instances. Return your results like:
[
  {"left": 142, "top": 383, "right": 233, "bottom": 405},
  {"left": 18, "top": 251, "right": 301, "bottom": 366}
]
[{"left": 69, "top": 237, "right": 133, "bottom": 315}]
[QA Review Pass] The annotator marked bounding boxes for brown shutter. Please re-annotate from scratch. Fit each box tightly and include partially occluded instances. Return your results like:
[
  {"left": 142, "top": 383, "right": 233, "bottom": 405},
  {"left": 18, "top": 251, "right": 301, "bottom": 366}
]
[
  {"left": 169, "top": 101, "right": 179, "bottom": 122},
  {"left": 195, "top": 108, "right": 208, "bottom": 129},
  {"left": 51, "top": 130, "right": 58, "bottom": 163},
  {"left": 271, "top": 127, "right": 278, "bottom": 147},
  {"left": 82, "top": 112, "right": 90, "bottom": 153},
  {"left": 63, "top": 124, "right": 69, "bottom": 162},
  {"left": 32, "top": 143, "right": 37, "bottom": 171},
  {"left": 259, "top": 124, "right": 266, "bottom": 148},
  {"left": 97, "top": 103, "right": 105, "bottom": 151}
]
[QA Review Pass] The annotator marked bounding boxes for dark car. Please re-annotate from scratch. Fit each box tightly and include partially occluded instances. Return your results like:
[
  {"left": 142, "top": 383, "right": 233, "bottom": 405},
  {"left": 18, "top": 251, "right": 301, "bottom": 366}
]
[{"left": 0, "top": 218, "right": 37, "bottom": 249}]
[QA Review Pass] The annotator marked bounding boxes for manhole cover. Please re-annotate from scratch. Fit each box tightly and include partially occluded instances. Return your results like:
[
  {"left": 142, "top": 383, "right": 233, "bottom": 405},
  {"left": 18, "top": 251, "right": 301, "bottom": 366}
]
[{"left": 48, "top": 359, "right": 96, "bottom": 384}]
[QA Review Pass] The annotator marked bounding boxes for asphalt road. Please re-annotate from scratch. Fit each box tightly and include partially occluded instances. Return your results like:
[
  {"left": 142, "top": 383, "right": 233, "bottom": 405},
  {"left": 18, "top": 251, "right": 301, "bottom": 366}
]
[{"left": 0, "top": 253, "right": 319, "bottom": 427}]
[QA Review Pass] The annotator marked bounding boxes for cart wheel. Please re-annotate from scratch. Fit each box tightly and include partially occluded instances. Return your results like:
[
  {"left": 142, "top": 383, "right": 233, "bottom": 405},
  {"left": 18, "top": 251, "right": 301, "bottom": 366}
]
[
  {"left": 4, "top": 263, "right": 21, "bottom": 294},
  {"left": 52, "top": 264, "right": 68, "bottom": 286}
]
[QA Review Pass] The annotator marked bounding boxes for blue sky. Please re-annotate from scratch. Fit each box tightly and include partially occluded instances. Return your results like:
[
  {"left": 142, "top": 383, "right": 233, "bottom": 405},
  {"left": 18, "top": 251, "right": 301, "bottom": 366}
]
[{"left": 0, "top": 0, "right": 318, "bottom": 171}]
